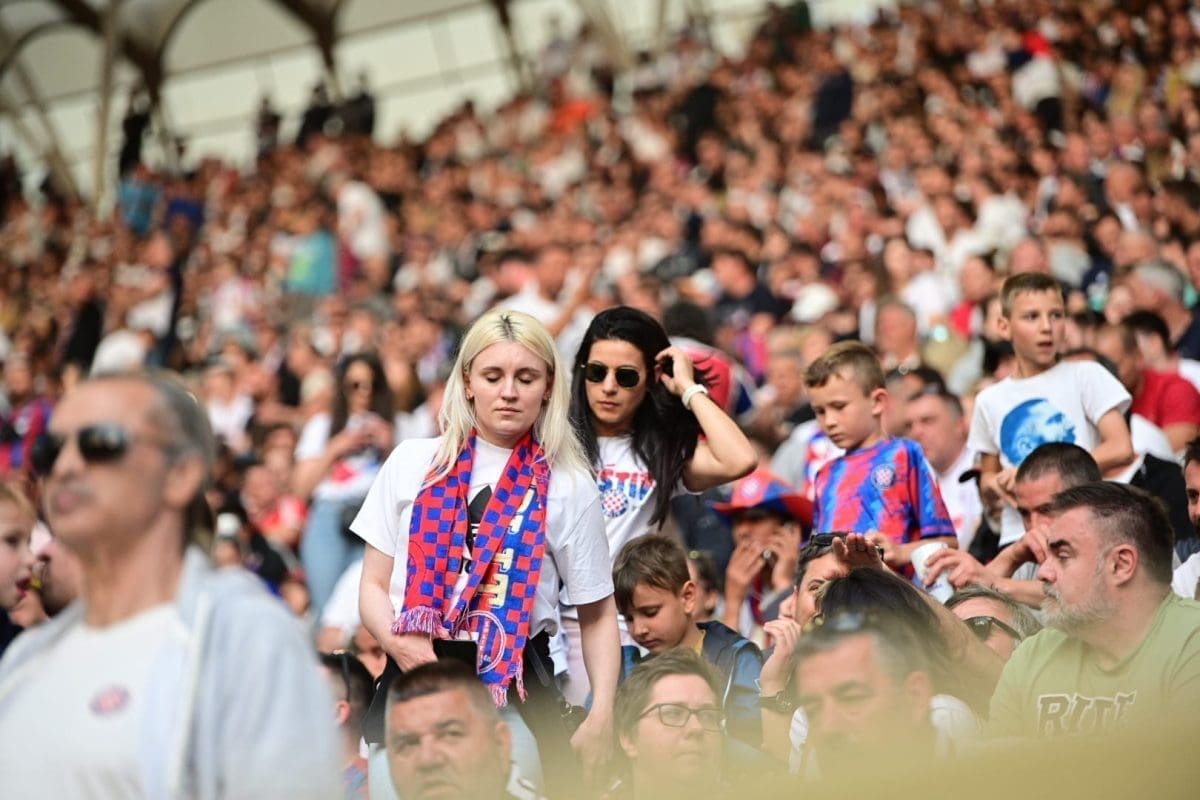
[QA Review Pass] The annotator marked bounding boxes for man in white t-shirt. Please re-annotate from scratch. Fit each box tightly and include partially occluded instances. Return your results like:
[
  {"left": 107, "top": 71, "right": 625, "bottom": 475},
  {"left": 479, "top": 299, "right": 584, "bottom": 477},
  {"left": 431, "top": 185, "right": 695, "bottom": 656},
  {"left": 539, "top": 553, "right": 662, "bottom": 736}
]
[
  {"left": 905, "top": 388, "right": 982, "bottom": 552},
  {"left": 0, "top": 372, "right": 340, "bottom": 799}
]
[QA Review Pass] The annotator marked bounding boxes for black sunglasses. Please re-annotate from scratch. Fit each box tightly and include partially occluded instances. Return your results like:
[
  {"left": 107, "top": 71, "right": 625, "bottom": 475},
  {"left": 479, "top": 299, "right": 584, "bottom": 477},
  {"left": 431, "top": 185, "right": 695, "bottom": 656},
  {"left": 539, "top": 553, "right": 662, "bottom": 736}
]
[
  {"left": 964, "top": 615, "right": 1023, "bottom": 642},
  {"left": 582, "top": 362, "right": 642, "bottom": 389},
  {"left": 30, "top": 423, "right": 142, "bottom": 477}
]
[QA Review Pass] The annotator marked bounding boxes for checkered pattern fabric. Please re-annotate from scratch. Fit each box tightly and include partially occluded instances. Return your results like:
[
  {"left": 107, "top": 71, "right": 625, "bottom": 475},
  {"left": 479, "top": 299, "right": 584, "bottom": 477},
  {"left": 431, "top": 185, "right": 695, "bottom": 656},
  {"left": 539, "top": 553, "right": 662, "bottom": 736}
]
[{"left": 394, "top": 430, "right": 549, "bottom": 705}]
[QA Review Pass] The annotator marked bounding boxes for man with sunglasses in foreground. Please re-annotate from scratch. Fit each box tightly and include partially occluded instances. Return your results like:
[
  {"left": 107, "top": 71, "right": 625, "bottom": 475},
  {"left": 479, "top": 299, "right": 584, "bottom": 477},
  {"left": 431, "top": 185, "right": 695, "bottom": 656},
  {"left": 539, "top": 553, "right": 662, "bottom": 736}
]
[{"left": 0, "top": 371, "right": 340, "bottom": 798}]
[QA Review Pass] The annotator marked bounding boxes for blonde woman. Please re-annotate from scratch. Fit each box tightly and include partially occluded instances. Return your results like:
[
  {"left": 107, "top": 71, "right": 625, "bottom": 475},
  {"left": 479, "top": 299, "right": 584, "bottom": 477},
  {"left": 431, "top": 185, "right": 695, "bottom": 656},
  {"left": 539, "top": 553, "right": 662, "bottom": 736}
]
[{"left": 353, "top": 308, "right": 619, "bottom": 798}]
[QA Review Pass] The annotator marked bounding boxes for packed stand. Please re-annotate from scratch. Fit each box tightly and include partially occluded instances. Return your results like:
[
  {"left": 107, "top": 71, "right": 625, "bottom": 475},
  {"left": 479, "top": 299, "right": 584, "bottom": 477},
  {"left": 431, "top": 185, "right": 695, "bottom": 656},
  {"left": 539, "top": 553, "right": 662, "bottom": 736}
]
[{"left": 2, "top": 0, "right": 1200, "bottom": 797}]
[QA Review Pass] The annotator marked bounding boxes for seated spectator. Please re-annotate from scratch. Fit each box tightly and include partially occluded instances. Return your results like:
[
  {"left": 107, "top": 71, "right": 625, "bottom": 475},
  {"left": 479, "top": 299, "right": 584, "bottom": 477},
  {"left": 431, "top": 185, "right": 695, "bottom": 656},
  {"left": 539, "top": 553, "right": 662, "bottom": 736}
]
[
  {"left": 0, "top": 480, "right": 34, "bottom": 657},
  {"left": 989, "top": 483, "right": 1200, "bottom": 739},
  {"left": 319, "top": 651, "right": 374, "bottom": 800},
  {"left": 709, "top": 468, "right": 813, "bottom": 634},
  {"left": 240, "top": 462, "right": 307, "bottom": 551},
  {"left": 1094, "top": 322, "right": 1200, "bottom": 454},
  {"left": 925, "top": 442, "right": 1103, "bottom": 608},
  {"left": 1124, "top": 260, "right": 1200, "bottom": 360},
  {"left": 614, "top": 535, "right": 763, "bottom": 746},
  {"left": 614, "top": 648, "right": 726, "bottom": 799},
  {"left": 685, "top": 549, "right": 721, "bottom": 623},
  {"left": 905, "top": 386, "right": 982, "bottom": 552},
  {"left": 385, "top": 661, "right": 522, "bottom": 800},
  {"left": 1122, "top": 309, "right": 1200, "bottom": 395},
  {"left": 792, "top": 610, "right": 941, "bottom": 779},
  {"left": 0, "top": 356, "right": 52, "bottom": 478},
  {"left": 945, "top": 585, "right": 1042, "bottom": 662},
  {"left": 1172, "top": 437, "right": 1200, "bottom": 600}
]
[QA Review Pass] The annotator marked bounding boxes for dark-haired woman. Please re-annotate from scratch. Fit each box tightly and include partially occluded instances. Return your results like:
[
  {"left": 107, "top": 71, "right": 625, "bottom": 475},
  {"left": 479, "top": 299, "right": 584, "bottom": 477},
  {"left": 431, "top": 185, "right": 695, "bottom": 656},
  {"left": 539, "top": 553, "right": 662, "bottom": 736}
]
[
  {"left": 294, "top": 352, "right": 394, "bottom": 616},
  {"left": 563, "top": 305, "right": 757, "bottom": 703}
]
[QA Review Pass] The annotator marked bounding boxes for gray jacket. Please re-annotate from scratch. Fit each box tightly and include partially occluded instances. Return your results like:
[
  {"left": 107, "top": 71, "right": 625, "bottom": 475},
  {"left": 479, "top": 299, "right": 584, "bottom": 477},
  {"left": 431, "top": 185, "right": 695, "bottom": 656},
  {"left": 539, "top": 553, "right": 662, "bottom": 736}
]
[{"left": 0, "top": 547, "right": 342, "bottom": 800}]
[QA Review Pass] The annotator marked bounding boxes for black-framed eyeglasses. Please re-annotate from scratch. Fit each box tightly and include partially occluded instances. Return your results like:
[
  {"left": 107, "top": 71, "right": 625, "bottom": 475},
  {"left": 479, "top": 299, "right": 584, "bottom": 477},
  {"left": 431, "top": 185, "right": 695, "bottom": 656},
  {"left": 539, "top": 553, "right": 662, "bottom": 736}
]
[
  {"left": 964, "top": 616, "right": 1023, "bottom": 643},
  {"left": 582, "top": 362, "right": 642, "bottom": 389},
  {"left": 30, "top": 423, "right": 156, "bottom": 477},
  {"left": 638, "top": 702, "right": 724, "bottom": 732}
]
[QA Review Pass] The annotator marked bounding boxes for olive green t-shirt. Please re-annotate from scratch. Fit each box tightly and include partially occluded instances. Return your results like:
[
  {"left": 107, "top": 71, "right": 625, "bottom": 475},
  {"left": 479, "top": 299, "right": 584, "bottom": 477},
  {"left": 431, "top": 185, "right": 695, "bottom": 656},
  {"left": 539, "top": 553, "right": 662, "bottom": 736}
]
[{"left": 988, "top": 593, "right": 1200, "bottom": 738}]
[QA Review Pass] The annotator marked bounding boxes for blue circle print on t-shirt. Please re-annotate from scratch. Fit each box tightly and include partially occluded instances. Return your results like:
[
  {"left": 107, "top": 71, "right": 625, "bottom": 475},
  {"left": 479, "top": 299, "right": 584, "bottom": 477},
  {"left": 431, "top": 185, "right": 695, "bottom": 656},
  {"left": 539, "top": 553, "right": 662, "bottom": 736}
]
[{"left": 999, "top": 397, "right": 1077, "bottom": 466}]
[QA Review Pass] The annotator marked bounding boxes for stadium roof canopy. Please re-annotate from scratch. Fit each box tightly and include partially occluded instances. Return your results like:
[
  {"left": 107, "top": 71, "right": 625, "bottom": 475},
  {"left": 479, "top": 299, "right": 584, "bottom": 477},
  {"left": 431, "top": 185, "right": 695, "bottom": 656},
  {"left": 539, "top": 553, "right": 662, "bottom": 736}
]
[{"left": 0, "top": 0, "right": 885, "bottom": 203}]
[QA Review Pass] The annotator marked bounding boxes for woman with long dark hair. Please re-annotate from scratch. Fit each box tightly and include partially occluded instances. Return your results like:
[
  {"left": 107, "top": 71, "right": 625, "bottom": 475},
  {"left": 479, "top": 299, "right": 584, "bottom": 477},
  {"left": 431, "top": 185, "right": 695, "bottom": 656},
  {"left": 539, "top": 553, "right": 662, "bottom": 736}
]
[
  {"left": 294, "top": 352, "right": 394, "bottom": 616},
  {"left": 562, "top": 305, "right": 758, "bottom": 703}
]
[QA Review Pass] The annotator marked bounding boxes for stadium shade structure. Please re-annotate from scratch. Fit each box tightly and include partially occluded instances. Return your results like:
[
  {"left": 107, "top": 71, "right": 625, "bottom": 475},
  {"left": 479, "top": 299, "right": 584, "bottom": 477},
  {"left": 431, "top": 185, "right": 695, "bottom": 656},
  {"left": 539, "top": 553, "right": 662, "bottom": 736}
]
[{"left": 0, "top": 0, "right": 890, "bottom": 205}]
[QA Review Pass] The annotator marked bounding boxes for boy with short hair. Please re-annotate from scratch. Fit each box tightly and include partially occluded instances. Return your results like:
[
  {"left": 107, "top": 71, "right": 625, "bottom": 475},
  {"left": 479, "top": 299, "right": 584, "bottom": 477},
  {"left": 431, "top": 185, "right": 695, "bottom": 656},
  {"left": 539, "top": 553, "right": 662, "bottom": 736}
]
[
  {"left": 613, "top": 535, "right": 763, "bottom": 746},
  {"left": 969, "top": 273, "right": 1133, "bottom": 546},
  {"left": 803, "top": 341, "right": 957, "bottom": 567}
]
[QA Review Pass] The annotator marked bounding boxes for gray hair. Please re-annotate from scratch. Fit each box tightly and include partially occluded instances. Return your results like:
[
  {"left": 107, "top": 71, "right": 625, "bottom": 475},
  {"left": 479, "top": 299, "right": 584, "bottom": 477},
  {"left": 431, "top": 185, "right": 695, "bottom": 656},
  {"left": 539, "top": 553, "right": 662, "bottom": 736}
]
[
  {"left": 1133, "top": 260, "right": 1186, "bottom": 304},
  {"left": 945, "top": 584, "right": 1042, "bottom": 640}
]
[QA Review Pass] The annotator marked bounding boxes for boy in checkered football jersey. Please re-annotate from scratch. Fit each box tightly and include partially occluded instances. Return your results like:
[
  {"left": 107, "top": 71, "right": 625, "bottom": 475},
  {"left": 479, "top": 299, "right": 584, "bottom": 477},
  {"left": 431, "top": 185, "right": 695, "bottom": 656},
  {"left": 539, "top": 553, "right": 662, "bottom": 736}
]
[{"left": 804, "top": 341, "right": 958, "bottom": 569}]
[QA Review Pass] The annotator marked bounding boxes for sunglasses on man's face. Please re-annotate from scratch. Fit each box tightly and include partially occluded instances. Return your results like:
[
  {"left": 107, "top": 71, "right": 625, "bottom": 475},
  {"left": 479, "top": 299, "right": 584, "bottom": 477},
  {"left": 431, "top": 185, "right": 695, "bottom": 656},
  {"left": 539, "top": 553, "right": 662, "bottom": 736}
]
[
  {"left": 964, "top": 615, "right": 1023, "bottom": 643},
  {"left": 31, "top": 423, "right": 140, "bottom": 477},
  {"left": 582, "top": 362, "right": 642, "bottom": 389}
]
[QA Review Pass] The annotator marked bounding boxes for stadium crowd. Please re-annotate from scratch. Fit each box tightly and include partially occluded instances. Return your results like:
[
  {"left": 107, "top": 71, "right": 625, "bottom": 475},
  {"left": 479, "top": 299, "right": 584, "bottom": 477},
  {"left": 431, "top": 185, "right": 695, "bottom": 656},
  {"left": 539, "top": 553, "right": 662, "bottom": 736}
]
[{"left": 1, "top": 0, "right": 1199, "bottom": 797}]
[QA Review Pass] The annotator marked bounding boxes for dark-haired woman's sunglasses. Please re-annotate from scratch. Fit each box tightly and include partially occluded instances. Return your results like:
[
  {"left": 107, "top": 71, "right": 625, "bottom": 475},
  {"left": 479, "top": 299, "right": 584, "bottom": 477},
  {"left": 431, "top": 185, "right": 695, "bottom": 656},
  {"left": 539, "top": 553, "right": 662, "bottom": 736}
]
[
  {"left": 582, "top": 362, "right": 642, "bottom": 389},
  {"left": 31, "top": 424, "right": 138, "bottom": 477}
]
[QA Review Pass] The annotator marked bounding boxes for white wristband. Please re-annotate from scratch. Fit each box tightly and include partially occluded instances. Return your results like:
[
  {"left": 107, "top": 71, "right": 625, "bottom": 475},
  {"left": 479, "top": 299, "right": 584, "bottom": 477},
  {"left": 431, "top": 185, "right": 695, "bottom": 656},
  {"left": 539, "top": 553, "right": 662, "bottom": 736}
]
[{"left": 681, "top": 383, "right": 709, "bottom": 411}]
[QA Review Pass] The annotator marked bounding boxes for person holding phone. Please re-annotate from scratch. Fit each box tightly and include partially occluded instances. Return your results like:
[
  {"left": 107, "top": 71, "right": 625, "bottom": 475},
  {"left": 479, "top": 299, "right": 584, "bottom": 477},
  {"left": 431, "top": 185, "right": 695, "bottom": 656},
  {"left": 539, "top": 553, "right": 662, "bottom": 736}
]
[
  {"left": 353, "top": 309, "right": 620, "bottom": 799},
  {"left": 563, "top": 306, "right": 758, "bottom": 704},
  {"left": 294, "top": 352, "right": 394, "bottom": 617}
]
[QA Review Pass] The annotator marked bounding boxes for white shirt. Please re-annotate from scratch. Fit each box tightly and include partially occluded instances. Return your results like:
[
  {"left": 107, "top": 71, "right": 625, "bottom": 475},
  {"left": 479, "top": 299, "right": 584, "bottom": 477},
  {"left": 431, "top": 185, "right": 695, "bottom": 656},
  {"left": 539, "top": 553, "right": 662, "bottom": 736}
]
[
  {"left": 1173, "top": 552, "right": 1200, "bottom": 600},
  {"left": 295, "top": 412, "right": 385, "bottom": 502},
  {"left": 350, "top": 437, "right": 612, "bottom": 637},
  {"left": 969, "top": 360, "right": 1131, "bottom": 544},
  {"left": 937, "top": 446, "right": 983, "bottom": 552},
  {"left": 0, "top": 605, "right": 187, "bottom": 799}
]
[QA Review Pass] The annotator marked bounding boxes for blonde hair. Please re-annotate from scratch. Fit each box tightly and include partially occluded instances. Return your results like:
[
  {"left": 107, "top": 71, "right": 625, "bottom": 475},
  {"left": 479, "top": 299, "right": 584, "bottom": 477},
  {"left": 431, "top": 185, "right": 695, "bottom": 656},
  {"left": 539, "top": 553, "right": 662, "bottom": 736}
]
[{"left": 433, "top": 308, "right": 590, "bottom": 481}]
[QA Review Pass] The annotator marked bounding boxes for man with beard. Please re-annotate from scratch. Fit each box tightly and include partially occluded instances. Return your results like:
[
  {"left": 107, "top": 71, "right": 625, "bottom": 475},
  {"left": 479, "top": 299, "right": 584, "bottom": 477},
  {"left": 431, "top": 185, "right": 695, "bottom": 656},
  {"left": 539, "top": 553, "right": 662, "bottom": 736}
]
[{"left": 988, "top": 482, "right": 1200, "bottom": 739}]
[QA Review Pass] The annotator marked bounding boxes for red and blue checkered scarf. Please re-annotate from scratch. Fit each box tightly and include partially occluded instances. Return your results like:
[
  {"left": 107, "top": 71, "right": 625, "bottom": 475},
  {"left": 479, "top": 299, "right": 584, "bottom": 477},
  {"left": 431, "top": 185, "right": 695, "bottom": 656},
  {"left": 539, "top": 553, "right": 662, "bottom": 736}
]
[{"left": 393, "top": 430, "right": 550, "bottom": 705}]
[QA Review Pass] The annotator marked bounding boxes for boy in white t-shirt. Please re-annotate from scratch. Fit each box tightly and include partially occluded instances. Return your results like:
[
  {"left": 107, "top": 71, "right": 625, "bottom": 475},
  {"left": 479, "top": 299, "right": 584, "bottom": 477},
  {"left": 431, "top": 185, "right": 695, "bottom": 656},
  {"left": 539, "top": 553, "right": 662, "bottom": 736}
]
[{"left": 969, "top": 273, "right": 1134, "bottom": 545}]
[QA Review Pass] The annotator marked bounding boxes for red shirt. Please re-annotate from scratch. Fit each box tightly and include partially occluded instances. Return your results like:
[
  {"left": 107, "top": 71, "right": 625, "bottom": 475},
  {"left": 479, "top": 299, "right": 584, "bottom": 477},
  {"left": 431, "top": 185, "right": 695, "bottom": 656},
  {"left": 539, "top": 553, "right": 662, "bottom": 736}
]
[{"left": 1132, "top": 369, "right": 1200, "bottom": 429}]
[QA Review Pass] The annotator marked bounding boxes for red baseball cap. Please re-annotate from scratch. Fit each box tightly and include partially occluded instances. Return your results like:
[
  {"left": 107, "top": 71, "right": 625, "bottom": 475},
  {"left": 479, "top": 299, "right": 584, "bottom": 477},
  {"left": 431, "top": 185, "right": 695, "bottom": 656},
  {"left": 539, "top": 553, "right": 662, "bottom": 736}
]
[{"left": 709, "top": 468, "right": 814, "bottom": 526}]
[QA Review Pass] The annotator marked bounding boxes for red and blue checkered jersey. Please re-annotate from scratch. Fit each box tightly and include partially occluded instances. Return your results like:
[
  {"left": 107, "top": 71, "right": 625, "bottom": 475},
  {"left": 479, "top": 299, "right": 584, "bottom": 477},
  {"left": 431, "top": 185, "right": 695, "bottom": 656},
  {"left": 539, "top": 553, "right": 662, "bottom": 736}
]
[{"left": 812, "top": 438, "right": 955, "bottom": 545}]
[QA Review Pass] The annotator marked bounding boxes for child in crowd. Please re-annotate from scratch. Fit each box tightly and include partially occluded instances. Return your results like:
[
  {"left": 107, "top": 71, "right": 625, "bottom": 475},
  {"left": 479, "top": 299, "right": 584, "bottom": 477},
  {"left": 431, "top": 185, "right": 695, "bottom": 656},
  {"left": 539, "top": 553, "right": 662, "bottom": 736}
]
[
  {"left": 804, "top": 342, "right": 957, "bottom": 568},
  {"left": 0, "top": 481, "right": 36, "bottom": 658},
  {"left": 969, "top": 273, "right": 1133, "bottom": 546},
  {"left": 613, "top": 535, "right": 763, "bottom": 747}
]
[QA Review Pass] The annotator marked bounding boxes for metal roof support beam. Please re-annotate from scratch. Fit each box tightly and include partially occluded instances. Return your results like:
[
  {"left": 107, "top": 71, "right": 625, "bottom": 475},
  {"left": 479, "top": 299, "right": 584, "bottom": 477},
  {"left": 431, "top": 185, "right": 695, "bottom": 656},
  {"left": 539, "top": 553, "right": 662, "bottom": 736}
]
[
  {"left": 0, "top": 88, "right": 77, "bottom": 197},
  {"left": 50, "top": 0, "right": 165, "bottom": 98},
  {"left": 269, "top": 0, "right": 342, "bottom": 100},
  {"left": 573, "top": 0, "right": 631, "bottom": 72},
  {"left": 486, "top": 0, "right": 530, "bottom": 93},
  {"left": 0, "top": 21, "right": 79, "bottom": 198},
  {"left": 91, "top": 0, "right": 122, "bottom": 215}
]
